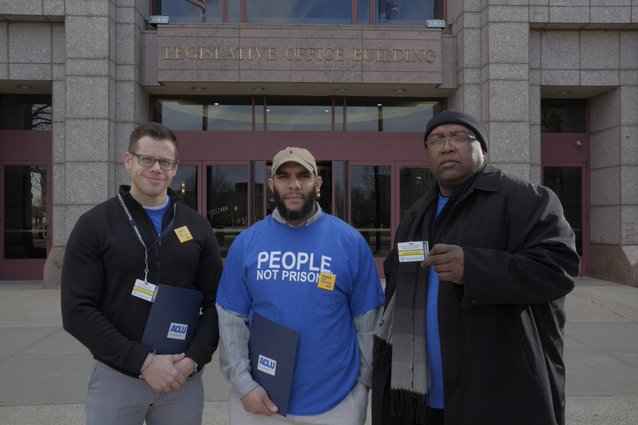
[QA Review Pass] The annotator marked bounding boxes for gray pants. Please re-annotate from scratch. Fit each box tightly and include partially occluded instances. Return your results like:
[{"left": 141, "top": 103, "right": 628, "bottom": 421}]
[
  {"left": 86, "top": 362, "right": 203, "bottom": 425},
  {"left": 229, "top": 382, "right": 368, "bottom": 425}
]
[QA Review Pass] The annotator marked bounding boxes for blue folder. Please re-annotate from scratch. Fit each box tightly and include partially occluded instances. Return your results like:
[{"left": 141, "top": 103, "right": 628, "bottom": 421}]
[
  {"left": 249, "top": 313, "right": 299, "bottom": 416},
  {"left": 142, "top": 285, "right": 203, "bottom": 354}
]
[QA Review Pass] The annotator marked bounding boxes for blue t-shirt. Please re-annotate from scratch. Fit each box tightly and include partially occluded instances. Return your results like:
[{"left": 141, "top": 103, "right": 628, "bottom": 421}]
[
  {"left": 216, "top": 214, "right": 384, "bottom": 415},
  {"left": 426, "top": 194, "right": 448, "bottom": 408},
  {"left": 144, "top": 196, "right": 171, "bottom": 235}
]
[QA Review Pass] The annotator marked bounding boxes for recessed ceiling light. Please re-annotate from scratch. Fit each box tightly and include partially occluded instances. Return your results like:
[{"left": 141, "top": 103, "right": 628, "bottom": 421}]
[
  {"left": 213, "top": 102, "right": 220, "bottom": 106},
  {"left": 377, "top": 103, "right": 383, "bottom": 107},
  {"left": 17, "top": 84, "right": 31, "bottom": 90}
]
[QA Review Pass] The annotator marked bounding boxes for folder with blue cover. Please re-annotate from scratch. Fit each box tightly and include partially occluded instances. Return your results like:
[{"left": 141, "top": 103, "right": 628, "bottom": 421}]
[
  {"left": 142, "top": 285, "right": 203, "bottom": 354},
  {"left": 249, "top": 313, "right": 299, "bottom": 416}
]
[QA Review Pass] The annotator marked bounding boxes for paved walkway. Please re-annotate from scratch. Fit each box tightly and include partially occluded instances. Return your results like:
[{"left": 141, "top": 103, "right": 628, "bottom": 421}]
[{"left": 0, "top": 277, "right": 637, "bottom": 425}]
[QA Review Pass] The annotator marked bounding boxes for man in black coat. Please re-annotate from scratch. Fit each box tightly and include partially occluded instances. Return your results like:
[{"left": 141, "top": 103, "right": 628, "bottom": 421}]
[
  {"left": 61, "top": 123, "right": 222, "bottom": 425},
  {"left": 372, "top": 111, "right": 579, "bottom": 425}
]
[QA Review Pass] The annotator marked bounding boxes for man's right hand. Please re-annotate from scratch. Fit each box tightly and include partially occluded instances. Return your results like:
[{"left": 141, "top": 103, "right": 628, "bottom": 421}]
[
  {"left": 141, "top": 353, "right": 187, "bottom": 393},
  {"left": 240, "top": 386, "right": 279, "bottom": 416}
]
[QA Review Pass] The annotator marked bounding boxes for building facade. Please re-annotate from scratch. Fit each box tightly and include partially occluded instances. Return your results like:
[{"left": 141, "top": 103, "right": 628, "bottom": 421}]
[{"left": 0, "top": 0, "right": 636, "bottom": 285}]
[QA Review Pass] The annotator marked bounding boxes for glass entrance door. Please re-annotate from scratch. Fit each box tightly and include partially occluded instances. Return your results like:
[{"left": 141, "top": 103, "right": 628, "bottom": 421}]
[
  {"left": 542, "top": 133, "right": 589, "bottom": 273},
  {"left": 0, "top": 164, "right": 50, "bottom": 279}
]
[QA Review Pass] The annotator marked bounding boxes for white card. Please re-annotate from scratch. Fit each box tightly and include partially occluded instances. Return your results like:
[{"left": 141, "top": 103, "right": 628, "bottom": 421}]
[
  {"left": 131, "top": 279, "right": 158, "bottom": 302},
  {"left": 398, "top": 241, "right": 429, "bottom": 263}
]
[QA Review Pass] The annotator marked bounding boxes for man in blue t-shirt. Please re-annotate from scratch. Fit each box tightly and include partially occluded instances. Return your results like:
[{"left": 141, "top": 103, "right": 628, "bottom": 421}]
[{"left": 216, "top": 146, "right": 385, "bottom": 425}]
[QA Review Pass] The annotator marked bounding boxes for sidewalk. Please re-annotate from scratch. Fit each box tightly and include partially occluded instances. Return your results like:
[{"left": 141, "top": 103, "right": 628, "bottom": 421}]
[{"left": 0, "top": 277, "right": 637, "bottom": 425}]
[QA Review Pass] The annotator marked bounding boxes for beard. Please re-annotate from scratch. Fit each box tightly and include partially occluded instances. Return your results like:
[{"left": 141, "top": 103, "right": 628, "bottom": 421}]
[{"left": 273, "top": 189, "right": 317, "bottom": 222}]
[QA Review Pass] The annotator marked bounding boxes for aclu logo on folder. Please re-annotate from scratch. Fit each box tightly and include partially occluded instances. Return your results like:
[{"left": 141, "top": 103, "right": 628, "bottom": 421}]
[
  {"left": 257, "top": 354, "right": 277, "bottom": 376},
  {"left": 167, "top": 322, "right": 188, "bottom": 340},
  {"left": 249, "top": 313, "right": 299, "bottom": 416}
]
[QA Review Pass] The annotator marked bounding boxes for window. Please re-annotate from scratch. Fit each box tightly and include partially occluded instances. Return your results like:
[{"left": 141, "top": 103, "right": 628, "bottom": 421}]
[
  {"left": 206, "top": 164, "right": 249, "bottom": 256},
  {"left": 154, "top": 96, "right": 442, "bottom": 133},
  {"left": 345, "top": 98, "right": 441, "bottom": 132},
  {"left": 378, "top": 0, "right": 435, "bottom": 24},
  {"left": 350, "top": 165, "right": 391, "bottom": 256},
  {"left": 265, "top": 97, "right": 333, "bottom": 132},
  {"left": 0, "top": 95, "right": 52, "bottom": 131},
  {"left": 4, "top": 166, "right": 48, "bottom": 259},
  {"left": 154, "top": 0, "right": 441, "bottom": 24},
  {"left": 541, "top": 100, "right": 587, "bottom": 133},
  {"left": 246, "top": 0, "right": 352, "bottom": 24},
  {"left": 154, "top": 0, "right": 222, "bottom": 23}
]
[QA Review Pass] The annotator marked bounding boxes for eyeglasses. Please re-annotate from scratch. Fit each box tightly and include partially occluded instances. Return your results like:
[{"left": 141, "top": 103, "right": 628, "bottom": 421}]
[
  {"left": 129, "top": 152, "right": 178, "bottom": 170},
  {"left": 425, "top": 131, "right": 477, "bottom": 149}
]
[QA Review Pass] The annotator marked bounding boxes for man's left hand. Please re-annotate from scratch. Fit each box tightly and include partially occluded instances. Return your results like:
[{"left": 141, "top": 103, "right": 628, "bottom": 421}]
[
  {"left": 173, "top": 356, "right": 197, "bottom": 380},
  {"left": 422, "top": 243, "right": 464, "bottom": 285}
]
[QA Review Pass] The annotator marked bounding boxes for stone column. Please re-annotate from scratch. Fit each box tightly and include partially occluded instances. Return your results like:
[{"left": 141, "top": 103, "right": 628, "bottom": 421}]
[
  {"left": 589, "top": 90, "right": 625, "bottom": 282},
  {"left": 446, "top": 0, "right": 482, "bottom": 118},
  {"left": 528, "top": 30, "right": 541, "bottom": 185},
  {"left": 620, "top": 32, "right": 638, "bottom": 285},
  {"left": 45, "top": 0, "right": 118, "bottom": 286},
  {"left": 44, "top": 23, "right": 67, "bottom": 287},
  {"left": 114, "top": 0, "right": 150, "bottom": 188},
  {"left": 480, "top": 0, "right": 531, "bottom": 180}
]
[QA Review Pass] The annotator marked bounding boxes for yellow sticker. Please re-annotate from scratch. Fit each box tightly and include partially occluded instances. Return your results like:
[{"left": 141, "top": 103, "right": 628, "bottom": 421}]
[
  {"left": 317, "top": 272, "right": 336, "bottom": 291},
  {"left": 174, "top": 226, "right": 193, "bottom": 243}
]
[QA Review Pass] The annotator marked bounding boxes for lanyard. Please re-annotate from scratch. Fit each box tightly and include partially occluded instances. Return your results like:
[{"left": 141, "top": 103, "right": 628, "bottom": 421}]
[{"left": 117, "top": 193, "right": 152, "bottom": 282}]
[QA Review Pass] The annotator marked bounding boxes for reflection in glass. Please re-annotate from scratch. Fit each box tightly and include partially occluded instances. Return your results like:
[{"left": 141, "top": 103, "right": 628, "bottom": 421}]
[
  {"left": 207, "top": 165, "right": 249, "bottom": 256},
  {"left": 247, "top": 0, "right": 352, "bottom": 23},
  {"left": 543, "top": 167, "right": 582, "bottom": 255},
  {"left": 383, "top": 102, "right": 436, "bottom": 132},
  {"left": 0, "top": 95, "right": 52, "bottom": 131},
  {"left": 358, "top": 0, "right": 370, "bottom": 23},
  {"left": 253, "top": 161, "right": 267, "bottom": 222},
  {"left": 317, "top": 162, "right": 333, "bottom": 214},
  {"left": 160, "top": 101, "right": 204, "bottom": 130},
  {"left": 378, "top": 0, "right": 434, "bottom": 24},
  {"left": 171, "top": 165, "right": 198, "bottom": 211},
  {"left": 228, "top": 0, "right": 240, "bottom": 21},
  {"left": 159, "top": 0, "right": 221, "bottom": 23},
  {"left": 207, "top": 100, "right": 252, "bottom": 131},
  {"left": 266, "top": 99, "right": 332, "bottom": 131},
  {"left": 350, "top": 165, "right": 391, "bottom": 256},
  {"left": 346, "top": 104, "right": 379, "bottom": 132},
  {"left": 4, "top": 166, "right": 48, "bottom": 259},
  {"left": 541, "top": 100, "right": 587, "bottom": 133},
  {"left": 400, "top": 168, "right": 432, "bottom": 220},
  {"left": 333, "top": 161, "right": 347, "bottom": 220}
]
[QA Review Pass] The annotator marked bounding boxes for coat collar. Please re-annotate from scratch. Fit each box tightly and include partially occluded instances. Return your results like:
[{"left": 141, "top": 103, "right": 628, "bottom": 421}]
[{"left": 402, "top": 164, "right": 502, "bottom": 230}]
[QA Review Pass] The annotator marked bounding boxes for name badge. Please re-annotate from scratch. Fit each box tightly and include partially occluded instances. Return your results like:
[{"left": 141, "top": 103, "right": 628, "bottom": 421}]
[
  {"left": 174, "top": 226, "right": 193, "bottom": 243},
  {"left": 317, "top": 272, "right": 336, "bottom": 291},
  {"left": 131, "top": 279, "right": 158, "bottom": 302},
  {"left": 398, "top": 241, "right": 429, "bottom": 263}
]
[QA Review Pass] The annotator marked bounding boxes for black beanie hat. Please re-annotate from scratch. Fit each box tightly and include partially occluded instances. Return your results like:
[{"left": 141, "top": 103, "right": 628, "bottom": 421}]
[{"left": 424, "top": 111, "right": 488, "bottom": 153}]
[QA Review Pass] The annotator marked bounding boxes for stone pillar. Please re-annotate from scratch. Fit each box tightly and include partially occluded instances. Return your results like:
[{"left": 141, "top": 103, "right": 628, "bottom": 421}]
[
  {"left": 528, "top": 30, "right": 541, "bottom": 185},
  {"left": 114, "top": 0, "right": 150, "bottom": 188},
  {"left": 479, "top": 0, "right": 531, "bottom": 180},
  {"left": 446, "top": 0, "right": 482, "bottom": 118},
  {"left": 44, "top": 23, "right": 67, "bottom": 287},
  {"left": 620, "top": 32, "right": 638, "bottom": 285},
  {"left": 45, "top": 0, "right": 118, "bottom": 286}
]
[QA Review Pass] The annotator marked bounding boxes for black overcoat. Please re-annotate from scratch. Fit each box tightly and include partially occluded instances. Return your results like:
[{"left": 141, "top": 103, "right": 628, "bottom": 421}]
[{"left": 372, "top": 165, "right": 580, "bottom": 425}]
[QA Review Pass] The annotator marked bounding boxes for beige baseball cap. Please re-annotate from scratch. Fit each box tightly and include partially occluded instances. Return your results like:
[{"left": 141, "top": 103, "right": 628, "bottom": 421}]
[{"left": 271, "top": 146, "right": 318, "bottom": 175}]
